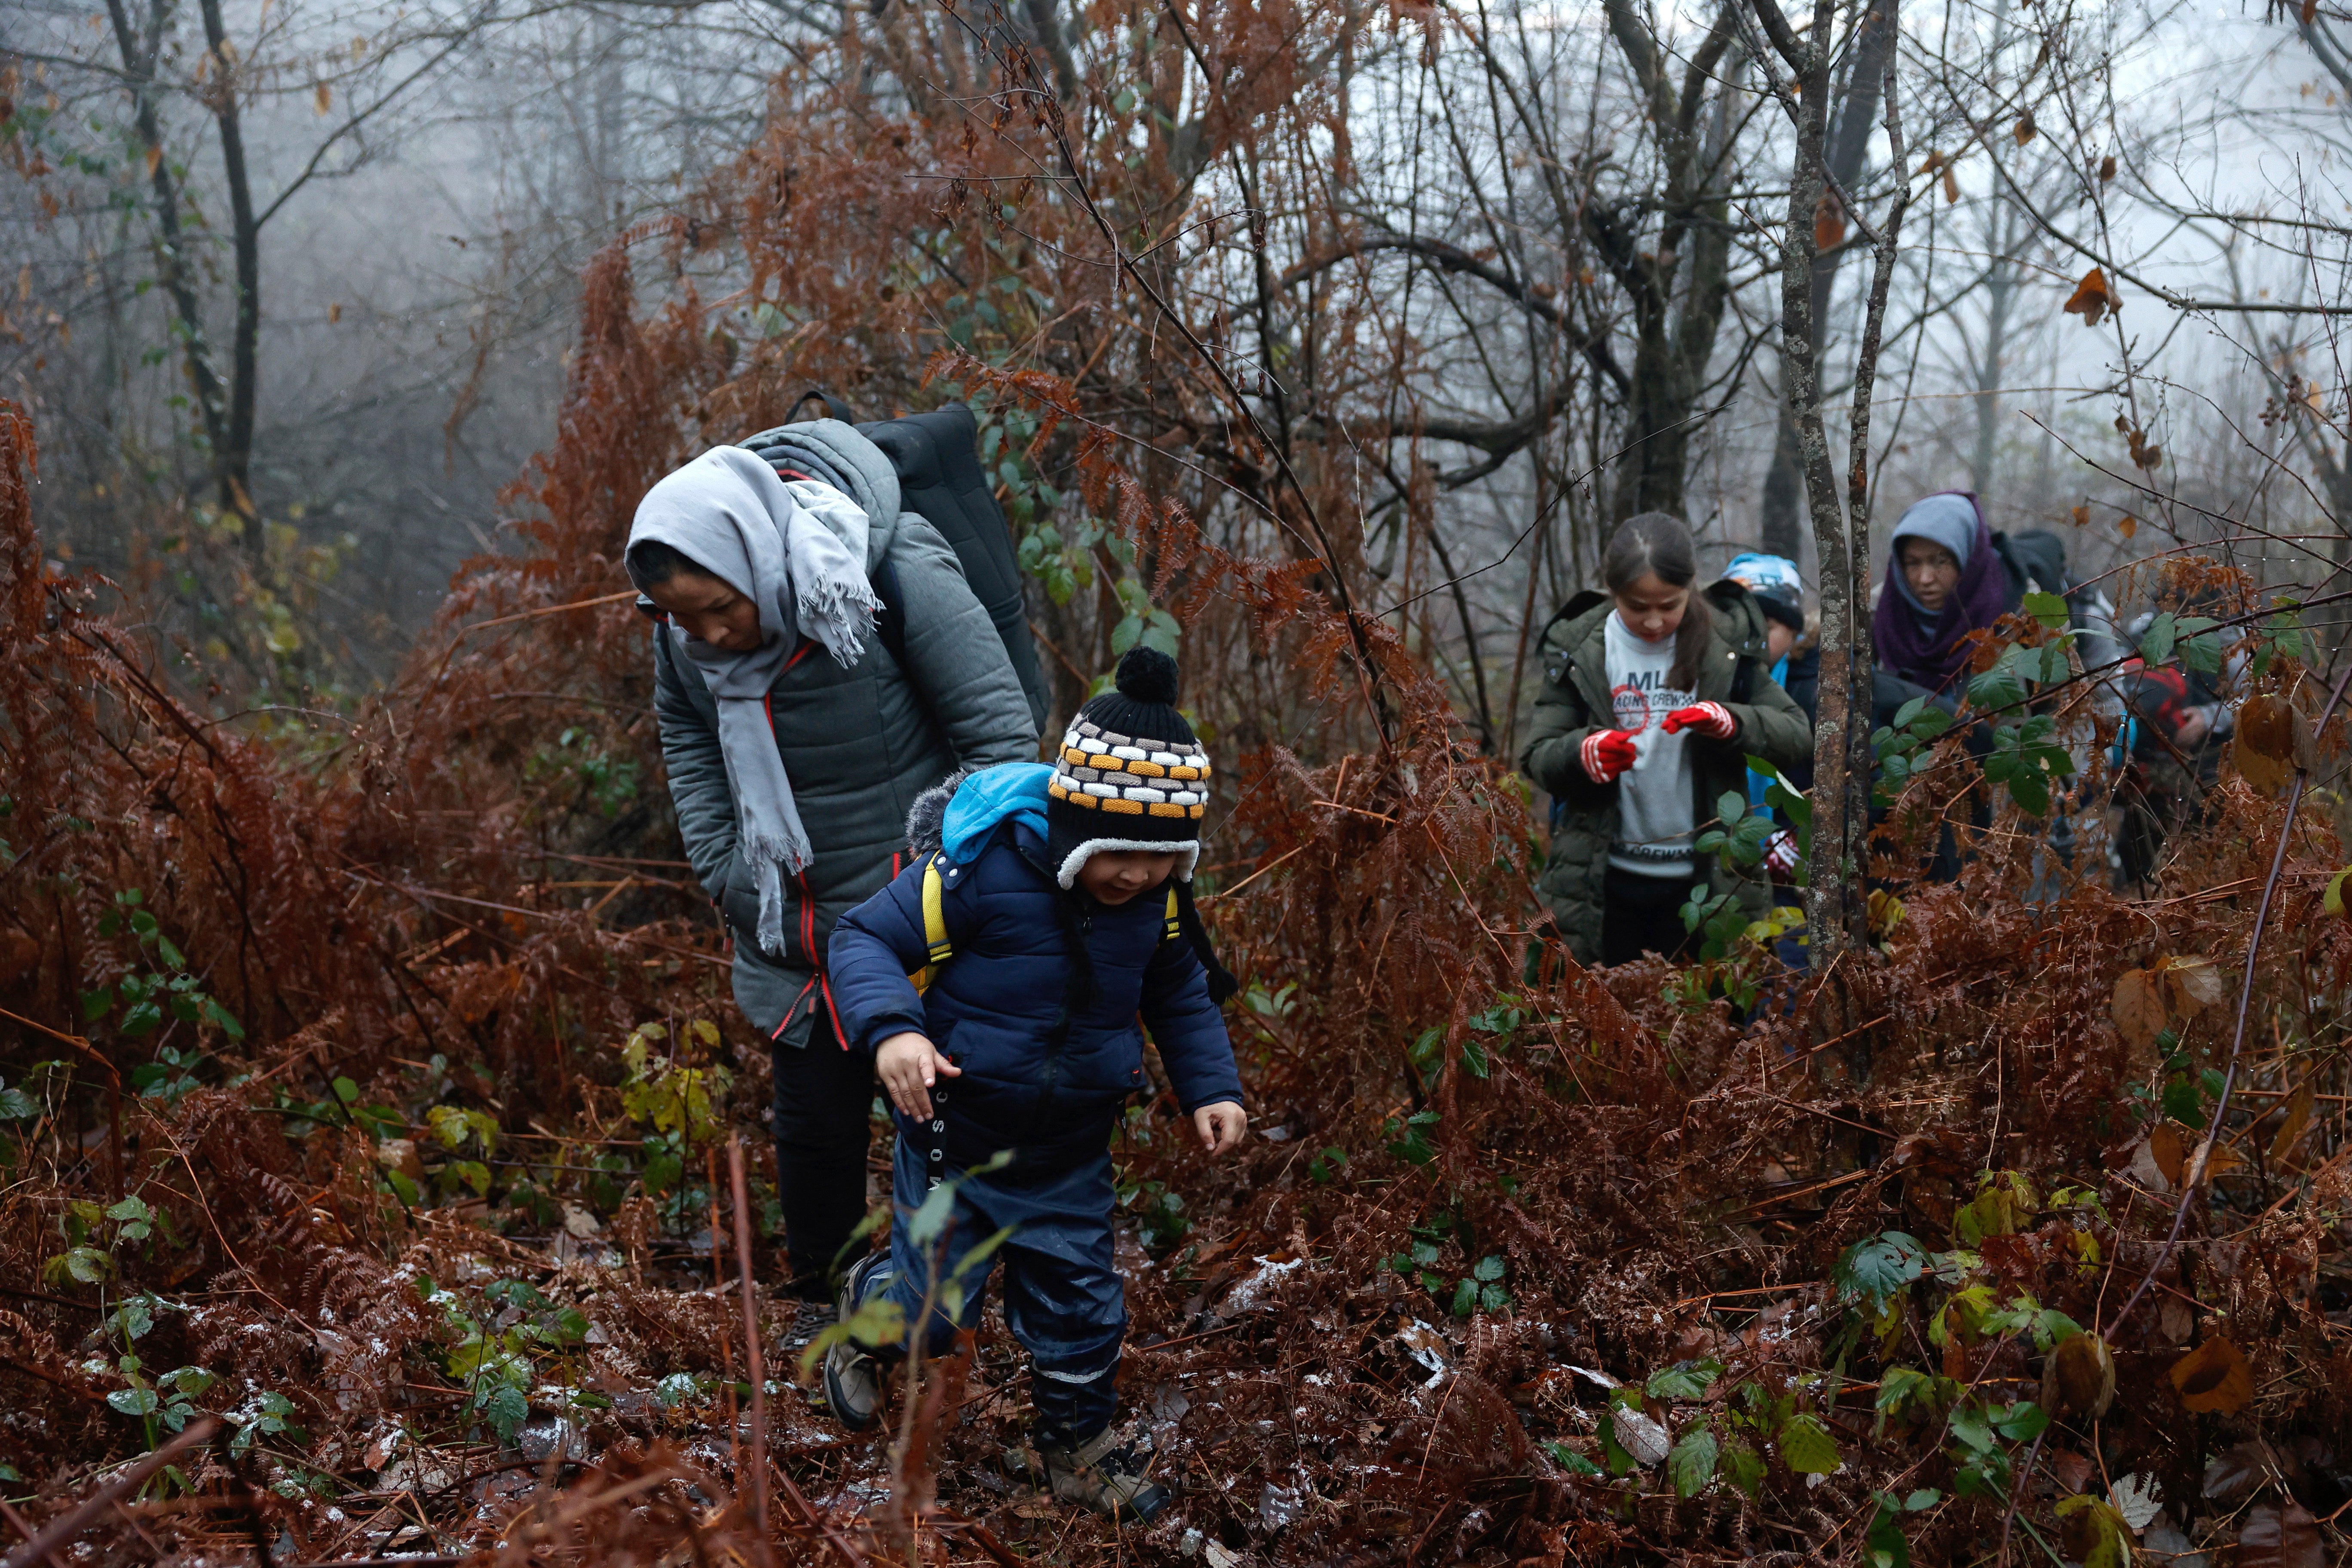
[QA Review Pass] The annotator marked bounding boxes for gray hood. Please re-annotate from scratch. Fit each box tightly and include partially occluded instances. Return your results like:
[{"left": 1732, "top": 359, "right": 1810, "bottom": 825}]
[{"left": 738, "top": 419, "right": 905, "bottom": 573}]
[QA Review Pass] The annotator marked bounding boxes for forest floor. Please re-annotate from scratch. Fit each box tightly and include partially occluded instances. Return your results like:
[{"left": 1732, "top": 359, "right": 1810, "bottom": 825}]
[{"left": 4, "top": 371, "right": 2351, "bottom": 1567}]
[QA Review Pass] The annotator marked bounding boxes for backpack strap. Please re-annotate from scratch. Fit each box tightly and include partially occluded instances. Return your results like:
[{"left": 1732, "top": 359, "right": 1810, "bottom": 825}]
[
  {"left": 908, "top": 853, "right": 955, "bottom": 993},
  {"left": 787, "top": 387, "right": 855, "bottom": 424}
]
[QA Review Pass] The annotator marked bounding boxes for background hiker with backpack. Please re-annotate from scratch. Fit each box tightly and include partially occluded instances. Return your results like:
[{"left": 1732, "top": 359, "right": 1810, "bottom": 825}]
[
  {"left": 1520, "top": 512, "right": 1813, "bottom": 968},
  {"left": 625, "top": 410, "right": 1043, "bottom": 1345},
  {"left": 820, "top": 647, "right": 1246, "bottom": 1523}
]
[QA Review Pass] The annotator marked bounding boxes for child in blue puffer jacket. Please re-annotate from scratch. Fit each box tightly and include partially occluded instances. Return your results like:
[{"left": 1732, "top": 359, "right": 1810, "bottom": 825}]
[{"left": 822, "top": 646, "right": 1246, "bottom": 1522}]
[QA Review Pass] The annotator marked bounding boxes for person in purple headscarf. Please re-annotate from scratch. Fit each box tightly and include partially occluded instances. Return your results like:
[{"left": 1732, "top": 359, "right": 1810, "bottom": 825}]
[{"left": 1871, "top": 492, "right": 2014, "bottom": 694}]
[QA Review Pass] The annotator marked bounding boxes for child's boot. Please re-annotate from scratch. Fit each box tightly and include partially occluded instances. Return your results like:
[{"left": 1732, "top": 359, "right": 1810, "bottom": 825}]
[
  {"left": 1030, "top": 1426, "right": 1170, "bottom": 1523},
  {"left": 821, "top": 1252, "right": 895, "bottom": 1430}
]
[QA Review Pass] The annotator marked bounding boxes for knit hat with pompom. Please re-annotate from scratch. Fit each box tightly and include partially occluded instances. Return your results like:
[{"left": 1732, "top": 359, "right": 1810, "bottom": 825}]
[{"left": 1046, "top": 645, "right": 1212, "bottom": 888}]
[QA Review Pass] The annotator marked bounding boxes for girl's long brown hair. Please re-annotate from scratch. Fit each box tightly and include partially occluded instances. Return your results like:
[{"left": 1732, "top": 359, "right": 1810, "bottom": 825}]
[{"left": 1601, "top": 511, "right": 1712, "bottom": 690}]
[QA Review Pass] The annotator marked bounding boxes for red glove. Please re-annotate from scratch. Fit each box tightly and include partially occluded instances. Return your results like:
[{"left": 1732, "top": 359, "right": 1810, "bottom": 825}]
[
  {"left": 1763, "top": 828, "right": 1800, "bottom": 878},
  {"left": 1661, "top": 701, "right": 1737, "bottom": 740},
  {"left": 1580, "top": 729, "right": 1639, "bottom": 784}
]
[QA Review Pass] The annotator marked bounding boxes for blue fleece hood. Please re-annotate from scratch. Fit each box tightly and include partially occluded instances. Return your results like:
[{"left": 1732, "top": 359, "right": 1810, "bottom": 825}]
[{"left": 940, "top": 763, "right": 1053, "bottom": 864}]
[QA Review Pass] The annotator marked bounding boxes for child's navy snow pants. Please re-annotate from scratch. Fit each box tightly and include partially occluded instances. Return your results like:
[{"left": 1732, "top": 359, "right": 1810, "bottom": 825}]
[{"left": 870, "top": 1129, "right": 1126, "bottom": 1447}]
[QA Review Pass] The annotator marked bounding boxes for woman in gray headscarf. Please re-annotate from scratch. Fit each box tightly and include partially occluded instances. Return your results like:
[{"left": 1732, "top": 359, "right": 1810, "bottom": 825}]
[{"left": 628, "top": 431, "right": 1037, "bottom": 1340}]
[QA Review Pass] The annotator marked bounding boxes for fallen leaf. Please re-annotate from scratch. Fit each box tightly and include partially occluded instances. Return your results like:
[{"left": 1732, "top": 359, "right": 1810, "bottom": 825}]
[
  {"left": 2157, "top": 1295, "right": 2193, "bottom": 1344},
  {"left": 2170, "top": 1335, "right": 2254, "bottom": 1415},
  {"left": 2055, "top": 1494, "right": 2132, "bottom": 1566},
  {"left": 2099, "top": 153, "right": 2118, "bottom": 182},
  {"left": 2156, "top": 955, "right": 2225, "bottom": 1015},
  {"left": 2202, "top": 1439, "right": 2273, "bottom": 1501},
  {"left": 2111, "top": 967, "right": 2166, "bottom": 1047},
  {"left": 2127, "top": 1133, "right": 2174, "bottom": 1194},
  {"left": 2303, "top": 0, "right": 2318, "bottom": 21},
  {"left": 2327, "top": 867, "right": 2352, "bottom": 917},
  {"left": 2236, "top": 729, "right": 2293, "bottom": 792},
  {"left": 1814, "top": 192, "right": 1846, "bottom": 251},
  {"left": 2049, "top": 1449, "right": 2094, "bottom": 1493},
  {"left": 2185, "top": 1135, "right": 2245, "bottom": 1188},
  {"left": 1944, "top": 163, "right": 1961, "bottom": 204},
  {"left": 2044, "top": 1330, "right": 2117, "bottom": 1417},
  {"left": 2237, "top": 693, "right": 2297, "bottom": 763},
  {"left": 2110, "top": 1473, "right": 2162, "bottom": 1531},
  {"left": 1612, "top": 1406, "right": 1672, "bottom": 1466},
  {"left": 2117, "top": 513, "right": 2137, "bottom": 539},
  {"left": 2147, "top": 1120, "right": 2187, "bottom": 1187},
  {"left": 328, "top": 300, "right": 343, "bottom": 325},
  {"left": 2237, "top": 1499, "right": 2323, "bottom": 1568},
  {"left": 2269, "top": 1082, "right": 2315, "bottom": 1161},
  {"left": 2014, "top": 110, "right": 2037, "bottom": 144},
  {"left": 2064, "top": 266, "right": 2112, "bottom": 327},
  {"left": 315, "top": 80, "right": 331, "bottom": 115}
]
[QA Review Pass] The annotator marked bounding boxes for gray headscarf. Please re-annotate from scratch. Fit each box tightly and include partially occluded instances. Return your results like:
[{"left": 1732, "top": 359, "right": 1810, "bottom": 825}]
[
  {"left": 1888, "top": 492, "right": 1978, "bottom": 623},
  {"left": 628, "top": 446, "right": 882, "bottom": 957}
]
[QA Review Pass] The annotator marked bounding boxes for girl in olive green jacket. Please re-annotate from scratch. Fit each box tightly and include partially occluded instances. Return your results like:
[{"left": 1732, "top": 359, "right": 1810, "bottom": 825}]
[{"left": 1518, "top": 512, "right": 1813, "bottom": 966}]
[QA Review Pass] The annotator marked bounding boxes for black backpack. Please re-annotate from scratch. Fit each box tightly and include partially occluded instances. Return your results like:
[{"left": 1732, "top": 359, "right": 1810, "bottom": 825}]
[{"left": 742, "top": 391, "right": 1051, "bottom": 731}]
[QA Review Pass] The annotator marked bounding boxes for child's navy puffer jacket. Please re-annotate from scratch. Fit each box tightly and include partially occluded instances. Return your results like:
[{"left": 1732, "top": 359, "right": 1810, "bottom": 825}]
[{"left": 828, "top": 805, "right": 1242, "bottom": 1173}]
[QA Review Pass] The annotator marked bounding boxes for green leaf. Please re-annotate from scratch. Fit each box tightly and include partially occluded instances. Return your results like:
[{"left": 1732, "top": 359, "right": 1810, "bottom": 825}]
[
  {"left": 1472, "top": 1254, "right": 1506, "bottom": 1282},
  {"left": 1719, "top": 1439, "right": 1766, "bottom": 1496},
  {"left": 1543, "top": 1440, "right": 1601, "bottom": 1476},
  {"left": 1111, "top": 85, "right": 1138, "bottom": 113},
  {"left": 107, "top": 1387, "right": 159, "bottom": 1417},
  {"left": 1645, "top": 1359, "right": 1721, "bottom": 1401},
  {"left": 1450, "top": 1277, "right": 1478, "bottom": 1317},
  {"left": 2022, "top": 590, "right": 2070, "bottom": 630},
  {"left": 2005, "top": 769, "right": 2050, "bottom": 818},
  {"left": 1668, "top": 1427, "right": 1719, "bottom": 1497},
  {"left": 162, "top": 1366, "right": 215, "bottom": 1396},
  {"left": 906, "top": 1176, "right": 961, "bottom": 1248},
  {"left": 2138, "top": 611, "right": 2177, "bottom": 665},
  {"left": 1992, "top": 1400, "right": 2049, "bottom": 1441},
  {"left": 1776, "top": 1413, "right": 1841, "bottom": 1473},
  {"left": 1717, "top": 791, "right": 1748, "bottom": 827},
  {"left": 1865, "top": 1497, "right": 1913, "bottom": 1568},
  {"left": 1834, "top": 1231, "right": 1929, "bottom": 1310},
  {"left": 479, "top": 1383, "right": 529, "bottom": 1446},
  {"left": 120, "top": 999, "right": 164, "bottom": 1036}
]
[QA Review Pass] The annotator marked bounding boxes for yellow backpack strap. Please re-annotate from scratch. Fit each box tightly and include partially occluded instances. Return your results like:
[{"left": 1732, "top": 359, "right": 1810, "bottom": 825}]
[
  {"left": 909, "top": 854, "right": 954, "bottom": 992},
  {"left": 1164, "top": 886, "right": 1181, "bottom": 943},
  {"left": 924, "top": 854, "right": 954, "bottom": 965}
]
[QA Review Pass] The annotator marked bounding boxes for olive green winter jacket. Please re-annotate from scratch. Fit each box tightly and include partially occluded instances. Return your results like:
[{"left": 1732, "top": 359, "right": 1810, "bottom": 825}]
[
  {"left": 651, "top": 421, "right": 1038, "bottom": 1045},
  {"left": 1517, "top": 579, "right": 1814, "bottom": 965}
]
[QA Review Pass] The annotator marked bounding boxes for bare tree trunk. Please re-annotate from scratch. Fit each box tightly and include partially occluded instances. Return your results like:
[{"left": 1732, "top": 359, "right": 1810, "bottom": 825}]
[
  {"left": 195, "top": 0, "right": 262, "bottom": 541},
  {"left": 1759, "top": 0, "right": 1859, "bottom": 1031},
  {"left": 1757, "top": 0, "right": 1898, "bottom": 559},
  {"left": 1840, "top": 45, "right": 1908, "bottom": 1039},
  {"left": 103, "top": 0, "right": 236, "bottom": 511}
]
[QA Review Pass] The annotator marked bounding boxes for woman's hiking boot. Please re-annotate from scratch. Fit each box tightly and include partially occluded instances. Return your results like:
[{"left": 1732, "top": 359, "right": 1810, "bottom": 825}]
[
  {"left": 821, "top": 1252, "right": 894, "bottom": 1430},
  {"left": 1023, "top": 1426, "right": 1170, "bottom": 1522}
]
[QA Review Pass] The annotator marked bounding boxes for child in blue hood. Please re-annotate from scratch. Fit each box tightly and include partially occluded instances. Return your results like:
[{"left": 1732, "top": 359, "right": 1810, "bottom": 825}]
[{"left": 822, "top": 646, "right": 1246, "bottom": 1522}]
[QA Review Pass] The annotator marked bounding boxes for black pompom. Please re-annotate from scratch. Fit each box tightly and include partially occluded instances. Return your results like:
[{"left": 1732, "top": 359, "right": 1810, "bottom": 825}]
[{"left": 1113, "top": 644, "right": 1180, "bottom": 704}]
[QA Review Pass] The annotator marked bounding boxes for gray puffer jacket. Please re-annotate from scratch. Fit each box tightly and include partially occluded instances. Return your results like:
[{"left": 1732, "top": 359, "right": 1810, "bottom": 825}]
[{"left": 652, "top": 420, "right": 1039, "bottom": 1044}]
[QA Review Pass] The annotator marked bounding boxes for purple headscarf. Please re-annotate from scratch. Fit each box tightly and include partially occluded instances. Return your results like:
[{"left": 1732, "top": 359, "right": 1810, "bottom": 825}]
[{"left": 1871, "top": 491, "right": 2008, "bottom": 693}]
